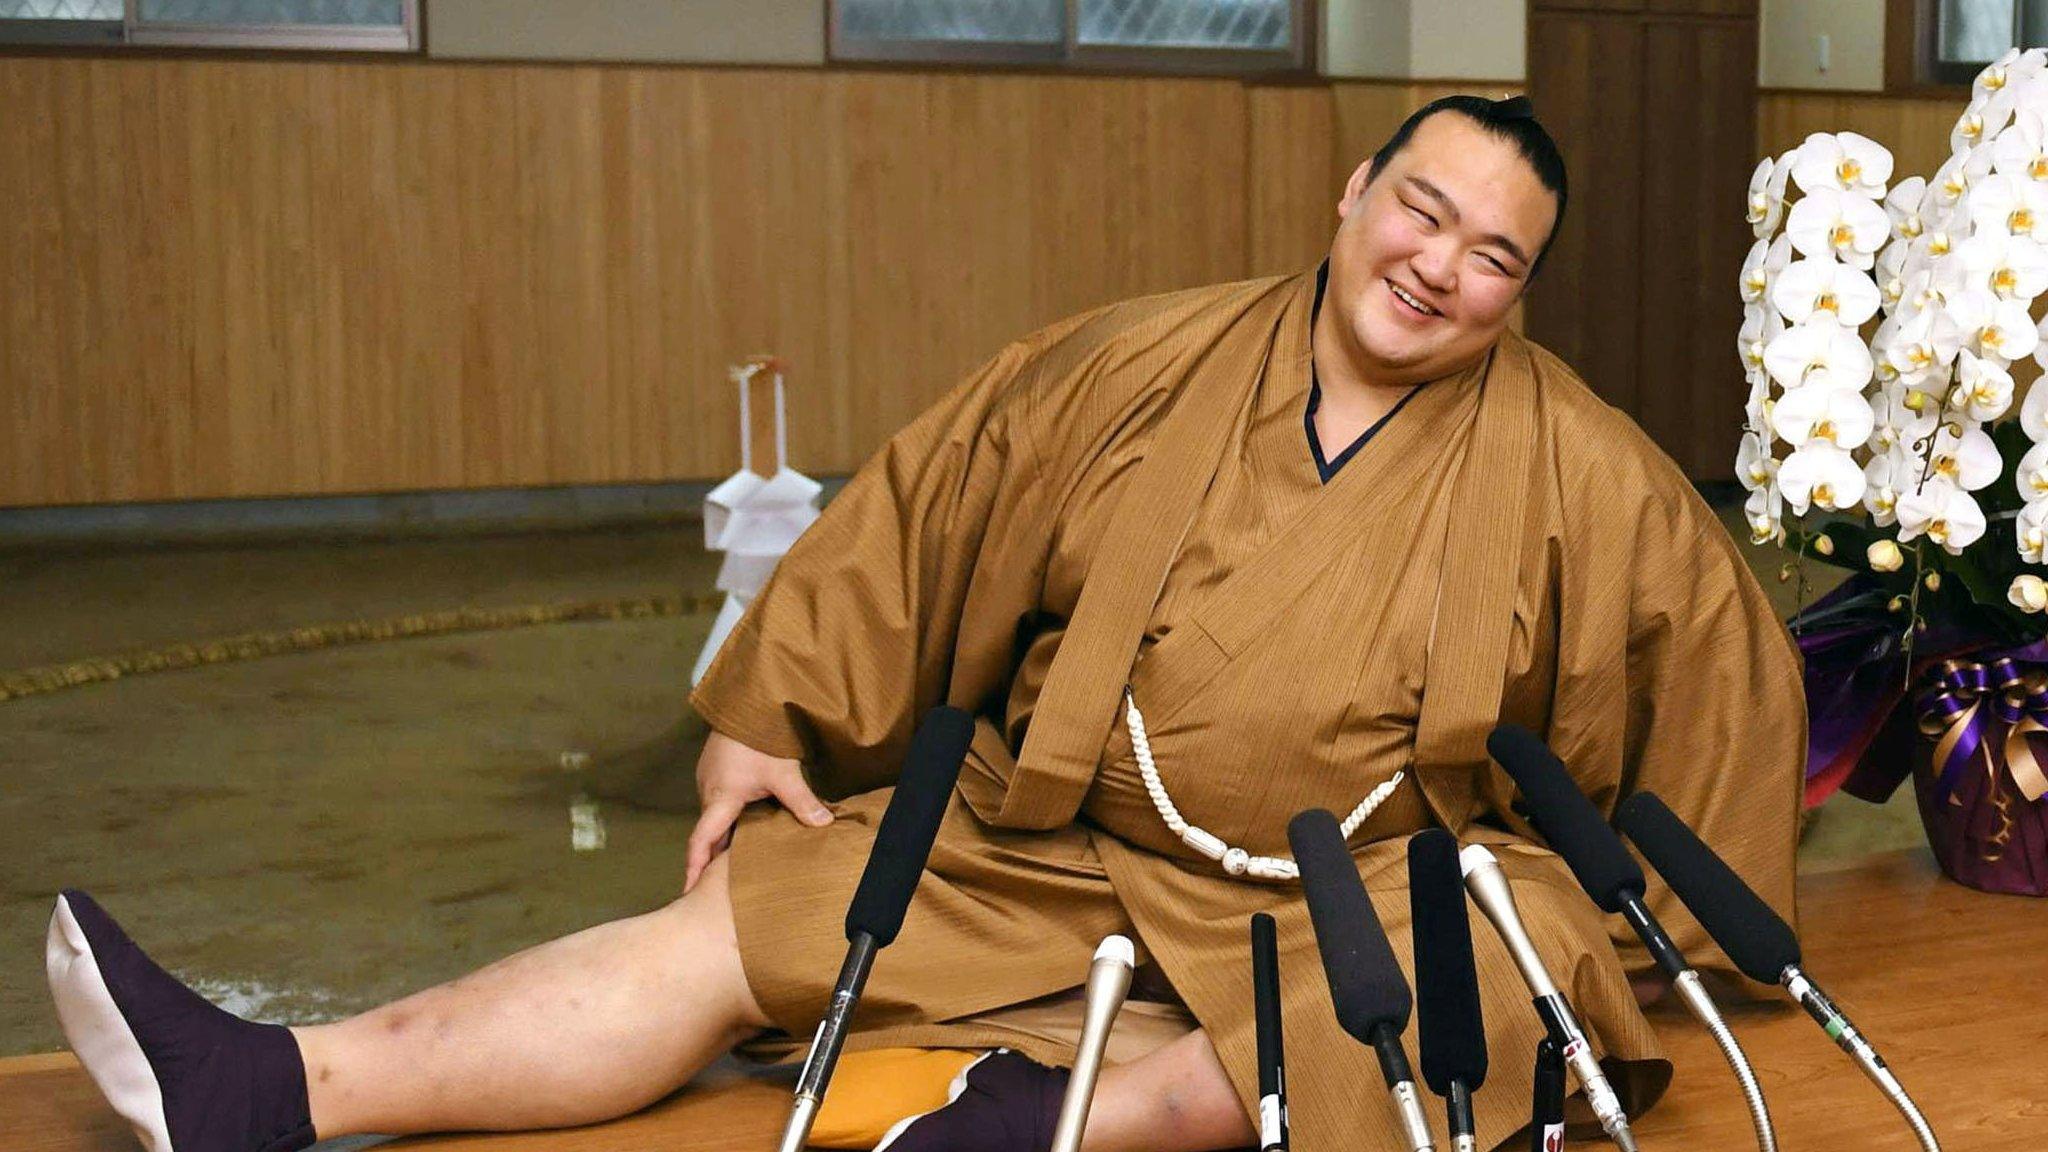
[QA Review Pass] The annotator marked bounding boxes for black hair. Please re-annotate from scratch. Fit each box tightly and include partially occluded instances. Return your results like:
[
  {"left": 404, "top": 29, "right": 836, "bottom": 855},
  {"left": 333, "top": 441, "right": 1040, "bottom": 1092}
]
[{"left": 1367, "top": 94, "right": 1568, "bottom": 279}]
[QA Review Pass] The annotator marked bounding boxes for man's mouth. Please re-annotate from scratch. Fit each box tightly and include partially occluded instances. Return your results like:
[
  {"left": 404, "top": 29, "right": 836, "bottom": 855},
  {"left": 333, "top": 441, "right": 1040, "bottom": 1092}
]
[{"left": 1387, "top": 279, "right": 1443, "bottom": 318}]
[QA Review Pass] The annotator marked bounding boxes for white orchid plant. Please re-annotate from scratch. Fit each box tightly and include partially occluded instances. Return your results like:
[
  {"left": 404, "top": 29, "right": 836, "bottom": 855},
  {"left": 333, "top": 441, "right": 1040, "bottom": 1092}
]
[{"left": 1741, "top": 48, "right": 2048, "bottom": 645}]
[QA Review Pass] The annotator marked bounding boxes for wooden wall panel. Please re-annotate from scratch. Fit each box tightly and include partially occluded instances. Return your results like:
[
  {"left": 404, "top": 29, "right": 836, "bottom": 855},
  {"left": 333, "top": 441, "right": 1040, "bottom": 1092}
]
[
  {"left": 1757, "top": 90, "right": 1959, "bottom": 186},
  {"left": 0, "top": 60, "right": 1542, "bottom": 509},
  {"left": 1247, "top": 84, "right": 1337, "bottom": 276},
  {"left": 0, "top": 59, "right": 1254, "bottom": 507}
]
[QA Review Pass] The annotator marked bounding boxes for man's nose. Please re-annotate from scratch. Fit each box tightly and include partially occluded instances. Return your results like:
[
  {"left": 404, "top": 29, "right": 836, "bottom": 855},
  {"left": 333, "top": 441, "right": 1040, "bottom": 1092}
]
[{"left": 1411, "top": 241, "right": 1456, "bottom": 295}]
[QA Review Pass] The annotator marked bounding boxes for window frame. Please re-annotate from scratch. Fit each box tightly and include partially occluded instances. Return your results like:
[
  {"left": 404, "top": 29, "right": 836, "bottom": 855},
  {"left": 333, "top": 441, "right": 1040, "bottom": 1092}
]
[
  {"left": 1889, "top": 0, "right": 2048, "bottom": 90},
  {"left": 0, "top": 0, "right": 420, "bottom": 53},
  {"left": 827, "top": 0, "right": 1316, "bottom": 78}
]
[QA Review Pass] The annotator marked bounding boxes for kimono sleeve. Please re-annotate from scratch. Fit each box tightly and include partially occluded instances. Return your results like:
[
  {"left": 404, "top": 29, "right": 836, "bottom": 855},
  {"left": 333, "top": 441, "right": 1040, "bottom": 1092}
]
[
  {"left": 687, "top": 335, "right": 1059, "bottom": 800},
  {"left": 1609, "top": 478, "right": 1808, "bottom": 988}
]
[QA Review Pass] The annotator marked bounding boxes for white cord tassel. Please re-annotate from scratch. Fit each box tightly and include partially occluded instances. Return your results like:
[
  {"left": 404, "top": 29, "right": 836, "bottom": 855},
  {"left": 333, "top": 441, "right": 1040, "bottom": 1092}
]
[{"left": 1124, "top": 686, "right": 1404, "bottom": 882}]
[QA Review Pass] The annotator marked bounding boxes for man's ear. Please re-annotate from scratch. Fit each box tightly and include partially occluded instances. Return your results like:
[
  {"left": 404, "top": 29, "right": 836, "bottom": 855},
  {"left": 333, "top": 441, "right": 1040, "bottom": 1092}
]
[{"left": 1337, "top": 157, "right": 1377, "bottom": 222}]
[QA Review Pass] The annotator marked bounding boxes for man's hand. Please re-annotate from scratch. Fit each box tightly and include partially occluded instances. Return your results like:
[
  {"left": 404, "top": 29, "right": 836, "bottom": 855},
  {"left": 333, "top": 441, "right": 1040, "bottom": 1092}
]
[{"left": 684, "top": 730, "right": 834, "bottom": 892}]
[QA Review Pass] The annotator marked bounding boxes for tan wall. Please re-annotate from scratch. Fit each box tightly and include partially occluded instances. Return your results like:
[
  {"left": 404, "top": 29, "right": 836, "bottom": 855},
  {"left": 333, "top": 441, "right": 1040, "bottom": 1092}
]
[
  {"left": 1759, "top": 0, "right": 1885, "bottom": 90},
  {"left": 0, "top": 55, "right": 1510, "bottom": 508},
  {"left": 425, "top": 0, "right": 826, "bottom": 65}
]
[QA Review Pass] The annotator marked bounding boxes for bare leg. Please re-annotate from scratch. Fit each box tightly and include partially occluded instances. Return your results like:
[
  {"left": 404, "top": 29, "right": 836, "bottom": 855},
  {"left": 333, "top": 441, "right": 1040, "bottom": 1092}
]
[
  {"left": 296, "top": 852, "right": 766, "bottom": 1137},
  {"left": 1083, "top": 1029, "right": 1256, "bottom": 1152}
]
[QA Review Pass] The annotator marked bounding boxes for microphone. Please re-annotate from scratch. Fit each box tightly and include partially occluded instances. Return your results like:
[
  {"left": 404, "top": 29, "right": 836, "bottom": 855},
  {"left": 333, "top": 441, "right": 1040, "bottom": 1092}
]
[
  {"left": 1458, "top": 844, "right": 1638, "bottom": 1152},
  {"left": 1288, "top": 809, "right": 1435, "bottom": 1152},
  {"left": 1617, "top": 792, "right": 1943, "bottom": 1152},
  {"left": 1048, "top": 935, "right": 1136, "bottom": 1152},
  {"left": 1528, "top": 1037, "right": 1564, "bottom": 1152},
  {"left": 1251, "top": 913, "right": 1290, "bottom": 1152},
  {"left": 1409, "top": 830, "right": 1487, "bottom": 1152},
  {"left": 776, "top": 706, "right": 974, "bottom": 1152},
  {"left": 1487, "top": 725, "right": 1778, "bottom": 1152}
]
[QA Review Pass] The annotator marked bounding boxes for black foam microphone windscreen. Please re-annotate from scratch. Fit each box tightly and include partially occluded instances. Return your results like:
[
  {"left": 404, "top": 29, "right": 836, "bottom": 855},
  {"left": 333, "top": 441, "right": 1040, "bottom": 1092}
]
[
  {"left": 1487, "top": 724, "right": 1644, "bottom": 913},
  {"left": 1287, "top": 808, "right": 1411, "bottom": 1042},
  {"left": 843, "top": 706, "right": 975, "bottom": 946},
  {"left": 1409, "top": 829, "right": 1488, "bottom": 1096},
  {"left": 1615, "top": 792, "right": 1801, "bottom": 984}
]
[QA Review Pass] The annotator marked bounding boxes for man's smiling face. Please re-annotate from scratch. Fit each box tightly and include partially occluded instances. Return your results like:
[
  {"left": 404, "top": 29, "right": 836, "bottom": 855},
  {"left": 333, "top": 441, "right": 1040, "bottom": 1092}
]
[{"left": 1323, "top": 112, "right": 1560, "bottom": 387}]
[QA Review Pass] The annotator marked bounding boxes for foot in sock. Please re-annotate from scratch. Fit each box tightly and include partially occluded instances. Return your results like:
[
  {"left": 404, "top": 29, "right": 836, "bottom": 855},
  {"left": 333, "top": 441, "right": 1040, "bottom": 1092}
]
[
  {"left": 874, "top": 1049, "right": 1073, "bottom": 1152},
  {"left": 45, "top": 890, "right": 317, "bottom": 1152}
]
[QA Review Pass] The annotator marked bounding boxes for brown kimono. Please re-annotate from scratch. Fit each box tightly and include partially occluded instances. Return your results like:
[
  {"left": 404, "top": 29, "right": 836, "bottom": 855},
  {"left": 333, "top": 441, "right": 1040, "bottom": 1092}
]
[{"left": 689, "top": 268, "right": 1806, "bottom": 1151}]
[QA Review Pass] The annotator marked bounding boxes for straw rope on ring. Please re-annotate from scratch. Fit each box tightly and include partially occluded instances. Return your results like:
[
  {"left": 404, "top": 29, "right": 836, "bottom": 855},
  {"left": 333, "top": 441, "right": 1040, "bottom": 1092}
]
[{"left": 0, "top": 592, "right": 727, "bottom": 704}]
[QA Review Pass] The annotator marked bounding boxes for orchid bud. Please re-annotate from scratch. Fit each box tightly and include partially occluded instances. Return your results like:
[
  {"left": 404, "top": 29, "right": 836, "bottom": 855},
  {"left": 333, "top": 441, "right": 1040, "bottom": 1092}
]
[
  {"left": 1868, "top": 539, "right": 1905, "bottom": 572},
  {"left": 2010, "top": 574, "right": 2048, "bottom": 613},
  {"left": 1813, "top": 533, "right": 1836, "bottom": 556},
  {"left": 1923, "top": 570, "right": 1942, "bottom": 591}
]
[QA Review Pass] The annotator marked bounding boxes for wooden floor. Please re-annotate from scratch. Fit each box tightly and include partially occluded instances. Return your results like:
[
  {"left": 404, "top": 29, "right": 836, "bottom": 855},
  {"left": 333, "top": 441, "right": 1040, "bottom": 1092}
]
[{"left": 7, "top": 851, "right": 2037, "bottom": 1150}]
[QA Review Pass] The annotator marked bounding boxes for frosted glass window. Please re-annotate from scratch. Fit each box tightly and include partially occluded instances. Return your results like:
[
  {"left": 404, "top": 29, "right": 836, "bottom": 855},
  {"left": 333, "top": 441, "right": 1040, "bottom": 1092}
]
[
  {"left": 1077, "top": 0, "right": 1292, "bottom": 51},
  {"left": 837, "top": 0, "right": 1061, "bottom": 45},
  {"left": 0, "top": 0, "right": 121, "bottom": 16},
  {"left": 137, "top": 0, "right": 401, "bottom": 24},
  {"left": 833, "top": 0, "right": 1307, "bottom": 71},
  {"left": 1940, "top": 0, "right": 2018, "bottom": 64}
]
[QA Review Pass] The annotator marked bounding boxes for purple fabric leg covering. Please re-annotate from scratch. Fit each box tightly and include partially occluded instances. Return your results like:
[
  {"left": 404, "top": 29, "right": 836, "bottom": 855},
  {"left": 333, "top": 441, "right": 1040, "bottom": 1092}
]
[
  {"left": 875, "top": 1050, "right": 1074, "bottom": 1152},
  {"left": 49, "top": 890, "right": 316, "bottom": 1152}
]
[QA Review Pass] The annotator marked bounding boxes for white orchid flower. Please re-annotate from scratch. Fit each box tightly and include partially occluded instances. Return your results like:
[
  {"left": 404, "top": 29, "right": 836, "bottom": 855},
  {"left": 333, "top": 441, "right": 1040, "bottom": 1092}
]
[
  {"left": 1908, "top": 218, "right": 1972, "bottom": 264},
  {"left": 2019, "top": 501, "right": 2048, "bottom": 563},
  {"left": 1954, "top": 90, "right": 2018, "bottom": 155},
  {"left": 1739, "top": 236, "right": 1792, "bottom": 303},
  {"left": 1884, "top": 177, "right": 1930, "bottom": 240},
  {"left": 1736, "top": 431, "right": 1777, "bottom": 492},
  {"left": 1873, "top": 380, "right": 1941, "bottom": 445},
  {"left": 1778, "top": 441, "right": 1867, "bottom": 514},
  {"left": 1993, "top": 105, "right": 2048, "bottom": 181},
  {"left": 1771, "top": 257, "right": 1882, "bottom": 326},
  {"left": 1864, "top": 444, "right": 1911, "bottom": 525},
  {"left": 1924, "top": 423, "right": 2004, "bottom": 490},
  {"left": 1746, "top": 155, "right": 1792, "bottom": 237},
  {"left": 1951, "top": 349, "right": 2016, "bottom": 420},
  {"left": 1787, "top": 187, "right": 1892, "bottom": 267},
  {"left": 1895, "top": 477, "right": 1987, "bottom": 553},
  {"left": 1737, "top": 304, "right": 1784, "bottom": 376},
  {"left": 2016, "top": 440, "right": 2048, "bottom": 502},
  {"left": 1774, "top": 383, "right": 1876, "bottom": 449},
  {"left": 1792, "top": 132, "right": 1893, "bottom": 199},
  {"left": 1745, "top": 370, "right": 1774, "bottom": 442},
  {"left": 1949, "top": 288, "right": 2040, "bottom": 360},
  {"left": 1977, "top": 48, "right": 2047, "bottom": 103},
  {"left": 1881, "top": 305, "right": 1963, "bottom": 385},
  {"left": 1876, "top": 240, "right": 1911, "bottom": 309},
  {"left": 1899, "top": 251, "right": 1970, "bottom": 317},
  {"left": 1968, "top": 173, "right": 2048, "bottom": 241},
  {"left": 1744, "top": 485, "right": 1785, "bottom": 545},
  {"left": 2022, "top": 376, "right": 2048, "bottom": 439},
  {"left": 1764, "top": 316, "right": 1876, "bottom": 391},
  {"left": 1930, "top": 147, "right": 1994, "bottom": 212},
  {"left": 1957, "top": 229, "right": 2048, "bottom": 300}
]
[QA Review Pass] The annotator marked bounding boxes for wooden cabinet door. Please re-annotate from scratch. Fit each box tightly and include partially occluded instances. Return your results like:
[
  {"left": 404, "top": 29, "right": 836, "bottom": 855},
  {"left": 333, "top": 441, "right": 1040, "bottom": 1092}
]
[
  {"left": 1525, "top": 12, "right": 1645, "bottom": 418},
  {"left": 1635, "top": 15, "right": 1756, "bottom": 479}
]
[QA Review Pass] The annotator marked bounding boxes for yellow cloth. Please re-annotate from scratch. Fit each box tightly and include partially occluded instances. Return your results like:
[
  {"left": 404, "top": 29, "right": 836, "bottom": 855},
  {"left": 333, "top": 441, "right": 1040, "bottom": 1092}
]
[
  {"left": 694, "top": 269, "right": 1806, "bottom": 1151},
  {"left": 810, "top": 1049, "right": 978, "bottom": 1149}
]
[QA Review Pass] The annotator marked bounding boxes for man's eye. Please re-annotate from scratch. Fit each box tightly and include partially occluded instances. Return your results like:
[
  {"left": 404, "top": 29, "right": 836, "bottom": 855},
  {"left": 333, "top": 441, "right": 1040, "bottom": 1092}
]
[{"left": 1406, "top": 204, "right": 1437, "bottom": 227}]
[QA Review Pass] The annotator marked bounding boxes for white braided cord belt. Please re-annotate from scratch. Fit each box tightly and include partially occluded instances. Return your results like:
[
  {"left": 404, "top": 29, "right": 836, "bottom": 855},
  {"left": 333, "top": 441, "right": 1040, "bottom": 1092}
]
[{"left": 1123, "top": 685, "right": 1406, "bottom": 881}]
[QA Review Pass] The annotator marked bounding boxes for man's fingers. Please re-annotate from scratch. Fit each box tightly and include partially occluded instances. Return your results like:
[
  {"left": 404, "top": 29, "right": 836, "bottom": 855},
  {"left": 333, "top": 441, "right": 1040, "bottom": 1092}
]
[
  {"left": 685, "top": 797, "right": 745, "bottom": 891},
  {"left": 769, "top": 771, "right": 834, "bottom": 827}
]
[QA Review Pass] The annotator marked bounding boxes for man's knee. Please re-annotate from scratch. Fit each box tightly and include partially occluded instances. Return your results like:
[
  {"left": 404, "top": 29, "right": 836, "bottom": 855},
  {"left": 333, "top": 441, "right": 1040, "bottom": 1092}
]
[{"left": 663, "top": 853, "right": 770, "bottom": 1031}]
